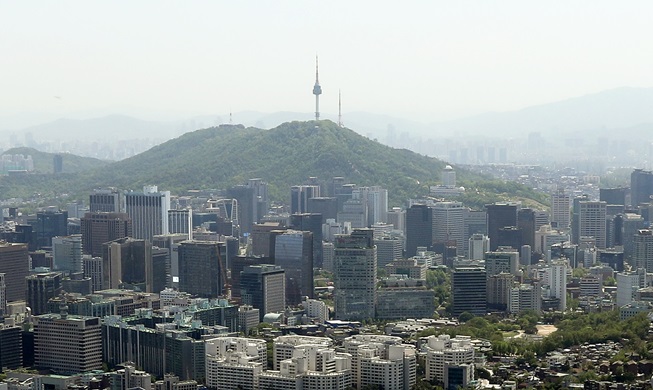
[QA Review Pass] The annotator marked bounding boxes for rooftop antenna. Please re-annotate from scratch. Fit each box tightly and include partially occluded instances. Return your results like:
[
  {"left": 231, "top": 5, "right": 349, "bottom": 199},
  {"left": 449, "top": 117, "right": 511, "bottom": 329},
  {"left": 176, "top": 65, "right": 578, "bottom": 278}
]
[
  {"left": 338, "top": 89, "right": 343, "bottom": 127},
  {"left": 312, "top": 55, "right": 322, "bottom": 121}
]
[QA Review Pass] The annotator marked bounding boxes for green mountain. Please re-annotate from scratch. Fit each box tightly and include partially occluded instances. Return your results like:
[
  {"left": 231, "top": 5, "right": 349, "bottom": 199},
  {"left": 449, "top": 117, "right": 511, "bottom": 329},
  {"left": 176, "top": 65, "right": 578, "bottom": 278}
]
[
  {"left": 0, "top": 121, "right": 548, "bottom": 208},
  {"left": 1, "top": 147, "right": 109, "bottom": 174}
]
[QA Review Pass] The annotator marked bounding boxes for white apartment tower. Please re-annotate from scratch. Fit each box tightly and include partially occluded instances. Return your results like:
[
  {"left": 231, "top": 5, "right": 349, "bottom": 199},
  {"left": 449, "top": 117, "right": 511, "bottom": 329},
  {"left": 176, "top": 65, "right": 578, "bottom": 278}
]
[{"left": 422, "top": 334, "right": 474, "bottom": 383}]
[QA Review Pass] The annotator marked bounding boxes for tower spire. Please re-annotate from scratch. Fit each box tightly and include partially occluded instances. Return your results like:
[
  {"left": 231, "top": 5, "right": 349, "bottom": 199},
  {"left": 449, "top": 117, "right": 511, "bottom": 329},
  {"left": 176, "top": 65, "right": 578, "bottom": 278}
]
[{"left": 312, "top": 55, "right": 322, "bottom": 121}]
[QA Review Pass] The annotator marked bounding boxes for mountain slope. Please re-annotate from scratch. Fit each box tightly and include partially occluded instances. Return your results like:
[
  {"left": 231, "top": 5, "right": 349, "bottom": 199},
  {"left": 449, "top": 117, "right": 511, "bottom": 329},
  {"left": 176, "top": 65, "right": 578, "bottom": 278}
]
[
  {"left": 2, "top": 147, "right": 109, "bottom": 174},
  {"left": 429, "top": 87, "right": 653, "bottom": 137}
]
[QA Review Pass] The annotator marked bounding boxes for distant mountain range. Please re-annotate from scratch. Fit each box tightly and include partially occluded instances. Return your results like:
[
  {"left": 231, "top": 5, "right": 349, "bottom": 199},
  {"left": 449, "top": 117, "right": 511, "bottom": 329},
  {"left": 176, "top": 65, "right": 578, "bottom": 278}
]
[
  {"left": 3, "top": 87, "right": 653, "bottom": 154},
  {"left": 0, "top": 120, "right": 548, "bottom": 208}
]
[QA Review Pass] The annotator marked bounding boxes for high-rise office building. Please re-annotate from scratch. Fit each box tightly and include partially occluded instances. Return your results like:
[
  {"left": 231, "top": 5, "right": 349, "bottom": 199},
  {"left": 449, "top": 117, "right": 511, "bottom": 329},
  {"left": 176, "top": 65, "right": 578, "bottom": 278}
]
[
  {"left": 33, "top": 310, "right": 102, "bottom": 374},
  {"left": 291, "top": 185, "right": 321, "bottom": 214},
  {"left": 240, "top": 264, "right": 286, "bottom": 320},
  {"left": 0, "top": 242, "right": 29, "bottom": 302},
  {"left": 485, "top": 203, "right": 518, "bottom": 251},
  {"left": 307, "top": 197, "right": 338, "bottom": 223},
  {"left": 0, "top": 321, "right": 22, "bottom": 369},
  {"left": 617, "top": 269, "right": 647, "bottom": 307},
  {"left": 125, "top": 185, "right": 171, "bottom": 241},
  {"left": 517, "top": 208, "right": 536, "bottom": 249},
  {"left": 546, "top": 260, "right": 568, "bottom": 311},
  {"left": 405, "top": 204, "right": 433, "bottom": 258},
  {"left": 225, "top": 185, "right": 255, "bottom": 234},
  {"left": 83, "top": 255, "right": 104, "bottom": 292},
  {"left": 251, "top": 222, "right": 286, "bottom": 257},
  {"left": 90, "top": 189, "right": 124, "bottom": 213},
  {"left": 631, "top": 169, "right": 653, "bottom": 207},
  {"left": 274, "top": 230, "right": 314, "bottom": 305},
  {"left": 102, "top": 238, "right": 153, "bottom": 292},
  {"left": 468, "top": 234, "right": 490, "bottom": 260},
  {"left": 578, "top": 201, "right": 607, "bottom": 249},
  {"left": 366, "top": 186, "right": 388, "bottom": 225},
  {"left": 168, "top": 209, "right": 192, "bottom": 239},
  {"left": 550, "top": 189, "right": 570, "bottom": 230},
  {"left": 432, "top": 201, "right": 465, "bottom": 255},
  {"left": 81, "top": 212, "right": 132, "bottom": 257},
  {"left": 423, "top": 335, "right": 474, "bottom": 383},
  {"left": 178, "top": 240, "right": 226, "bottom": 298},
  {"left": 289, "top": 213, "right": 323, "bottom": 269},
  {"left": 600, "top": 187, "right": 627, "bottom": 206},
  {"left": 334, "top": 229, "right": 376, "bottom": 320},
  {"left": 27, "top": 272, "right": 63, "bottom": 315},
  {"left": 451, "top": 267, "right": 487, "bottom": 316},
  {"left": 387, "top": 207, "right": 406, "bottom": 235},
  {"left": 248, "top": 178, "right": 269, "bottom": 223},
  {"left": 34, "top": 208, "right": 68, "bottom": 249},
  {"left": 633, "top": 229, "right": 653, "bottom": 272},
  {"left": 52, "top": 234, "right": 83, "bottom": 273},
  {"left": 374, "top": 235, "right": 403, "bottom": 268},
  {"left": 0, "top": 274, "right": 6, "bottom": 315},
  {"left": 153, "top": 233, "right": 195, "bottom": 287},
  {"left": 484, "top": 250, "right": 520, "bottom": 278}
]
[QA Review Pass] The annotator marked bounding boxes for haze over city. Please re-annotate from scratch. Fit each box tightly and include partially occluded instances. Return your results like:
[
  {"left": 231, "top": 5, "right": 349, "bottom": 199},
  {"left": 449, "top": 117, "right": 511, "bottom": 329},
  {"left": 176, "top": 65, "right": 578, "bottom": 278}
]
[{"left": 2, "top": 1, "right": 653, "bottom": 131}]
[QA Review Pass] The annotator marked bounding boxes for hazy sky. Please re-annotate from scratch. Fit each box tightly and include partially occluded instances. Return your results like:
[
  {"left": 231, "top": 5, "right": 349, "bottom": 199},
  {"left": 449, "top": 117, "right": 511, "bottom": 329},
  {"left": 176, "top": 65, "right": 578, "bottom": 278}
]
[{"left": 2, "top": 1, "right": 653, "bottom": 126}]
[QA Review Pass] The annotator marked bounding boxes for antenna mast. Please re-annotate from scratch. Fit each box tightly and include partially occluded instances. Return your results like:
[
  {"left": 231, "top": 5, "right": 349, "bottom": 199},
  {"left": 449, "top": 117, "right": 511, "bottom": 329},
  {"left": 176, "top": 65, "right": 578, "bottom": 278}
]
[{"left": 338, "top": 89, "right": 343, "bottom": 127}]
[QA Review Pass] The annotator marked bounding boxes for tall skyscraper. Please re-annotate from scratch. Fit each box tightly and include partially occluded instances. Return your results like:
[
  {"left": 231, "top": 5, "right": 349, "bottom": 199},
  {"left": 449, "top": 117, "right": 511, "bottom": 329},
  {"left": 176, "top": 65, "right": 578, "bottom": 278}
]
[
  {"left": 102, "top": 238, "right": 153, "bottom": 292},
  {"left": 52, "top": 234, "right": 83, "bottom": 273},
  {"left": 633, "top": 229, "right": 653, "bottom": 272},
  {"left": 334, "top": 229, "right": 377, "bottom": 320},
  {"left": 225, "top": 185, "right": 256, "bottom": 235},
  {"left": 289, "top": 213, "right": 323, "bottom": 268},
  {"left": 248, "top": 178, "right": 269, "bottom": 223},
  {"left": 451, "top": 267, "right": 487, "bottom": 316},
  {"left": 125, "top": 186, "right": 171, "bottom": 241},
  {"left": 291, "top": 185, "right": 321, "bottom": 214},
  {"left": 485, "top": 203, "right": 518, "bottom": 251},
  {"left": 517, "top": 208, "right": 536, "bottom": 250},
  {"left": 405, "top": 204, "right": 433, "bottom": 258},
  {"left": 432, "top": 201, "right": 465, "bottom": 255},
  {"left": 34, "top": 309, "right": 102, "bottom": 374},
  {"left": 631, "top": 169, "right": 653, "bottom": 207},
  {"left": 0, "top": 242, "right": 29, "bottom": 302},
  {"left": 178, "top": 240, "right": 226, "bottom": 298},
  {"left": 484, "top": 250, "right": 520, "bottom": 278},
  {"left": 578, "top": 201, "right": 607, "bottom": 249},
  {"left": 547, "top": 260, "right": 567, "bottom": 312},
  {"left": 240, "top": 264, "right": 286, "bottom": 320},
  {"left": 550, "top": 189, "right": 570, "bottom": 230},
  {"left": 366, "top": 186, "right": 388, "bottom": 225},
  {"left": 90, "top": 189, "right": 124, "bottom": 213},
  {"left": 26, "top": 272, "right": 63, "bottom": 315},
  {"left": 307, "top": 197, "right": 338, "bottom": 223},
  {"left": 600, "top": 187, "right": 627, "bottom": 206},
  {"left": 168, "top": 209, "right": 192, "bottom": 239},
  {"left": 81, "top": 212, "right": 132, "bottom": 257},
  {"left": 274, "top": 230, "right": 314, "bottom": 305},
  {"left": 34, "top": 208, "right": 68, "bottom": 249},
  {"left": 468, "top": 234, "right": 490, "bottom": 260}
]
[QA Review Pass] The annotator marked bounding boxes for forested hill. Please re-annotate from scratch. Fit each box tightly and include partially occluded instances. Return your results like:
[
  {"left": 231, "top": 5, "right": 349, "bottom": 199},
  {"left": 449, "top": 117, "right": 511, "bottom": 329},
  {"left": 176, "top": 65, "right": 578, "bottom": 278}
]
[{"left": 0, "top": 120, "right": 548, "bottom": 208}]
